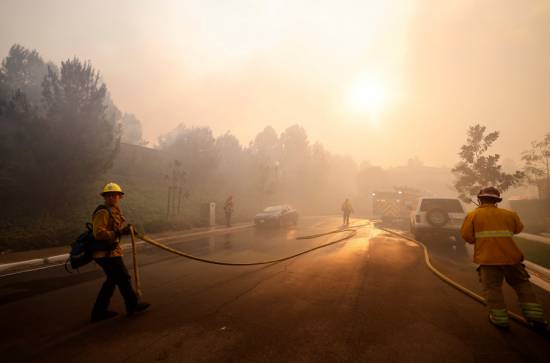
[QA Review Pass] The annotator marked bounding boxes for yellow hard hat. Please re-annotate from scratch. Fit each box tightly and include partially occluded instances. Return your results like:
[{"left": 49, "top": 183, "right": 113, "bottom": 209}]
[{"left": 101, "top": 182, "right": 124, "bottom": 196}]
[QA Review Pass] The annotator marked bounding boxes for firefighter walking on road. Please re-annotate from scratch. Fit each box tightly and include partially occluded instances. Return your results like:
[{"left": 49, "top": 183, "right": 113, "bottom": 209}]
[
  {"left": 91, "top": 182, "right": 150, "bottom": 322},
  {"left": 224, "top": 196, "right": 234, "bottom": 228},
  {"left": 341, "top": 198, "right": 354, "bottom": 225},
  {"left": 460, "top": 187, "right": 548, "bottom": 329}
]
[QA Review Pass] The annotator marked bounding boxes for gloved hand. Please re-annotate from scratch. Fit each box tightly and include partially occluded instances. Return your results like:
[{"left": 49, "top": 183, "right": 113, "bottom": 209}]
[{"left": 121, "top": 224, "right": 133, "bottom": 235}]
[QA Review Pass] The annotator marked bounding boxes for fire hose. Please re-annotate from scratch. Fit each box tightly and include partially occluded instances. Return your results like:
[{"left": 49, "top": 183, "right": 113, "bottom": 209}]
[
  {"left": 125, "top": 223, "right": 370, "bottom": 302},
  {"left": 133, "top": 223, "right": 370, "bottom": 267},
  {"left": 129, "top": 222, "right": 545, "bottom": 332},
  {"left": 376, "top": 226, "right": 533, "bottom": 328}
]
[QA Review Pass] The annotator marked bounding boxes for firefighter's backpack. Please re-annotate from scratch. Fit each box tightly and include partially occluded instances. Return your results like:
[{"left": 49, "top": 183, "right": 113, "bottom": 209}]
[{"left": 66, "top": 206, "right": 117, "bottom": 271}]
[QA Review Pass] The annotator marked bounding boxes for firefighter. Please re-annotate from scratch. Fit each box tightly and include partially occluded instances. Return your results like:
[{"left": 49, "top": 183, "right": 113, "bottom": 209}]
[
  {"left": 91, "top": 182, "right": 150, "bottom": 322},
  {"left": 224, "top": 196, "right": 234, "bottom": 227},
  {"left": 341, "top": 198, "right": 354, "bottom": 225},
  {"left": 460, "top": 187, "right": 547, "bottom": 329}
]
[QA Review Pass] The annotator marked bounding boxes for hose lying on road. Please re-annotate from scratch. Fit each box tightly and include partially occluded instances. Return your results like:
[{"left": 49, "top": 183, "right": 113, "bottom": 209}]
[
  {"left": 377, "top": 226, "right": 531, "bottom": 328},
  {"left": 134, "top": 223, "right": 370, "bottom": 267},
  {"left": 137, "top": 222, "right": 537, "bottom": 330},
  {"left": 295, "top": 223, "right": 369, "bottom": 240}
]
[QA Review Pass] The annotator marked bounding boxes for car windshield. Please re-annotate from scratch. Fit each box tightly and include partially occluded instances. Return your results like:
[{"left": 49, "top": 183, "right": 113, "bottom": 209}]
[
  {"left": 263, "top": 206, "right": 285, "bottom": 213},
  {"left": 420, "top": 199, "right": 463, "bottom": 213}
]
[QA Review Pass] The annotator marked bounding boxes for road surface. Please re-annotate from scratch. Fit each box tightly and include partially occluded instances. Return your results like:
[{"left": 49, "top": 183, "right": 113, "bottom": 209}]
[{"left": 0, "top": 216, "right": 548, "bottom": 362}]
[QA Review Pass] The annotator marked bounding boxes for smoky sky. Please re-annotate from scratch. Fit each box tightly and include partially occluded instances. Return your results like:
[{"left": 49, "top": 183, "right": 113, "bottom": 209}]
[{"left": 1, "top": 0, "right": 549, "bottom": 167}]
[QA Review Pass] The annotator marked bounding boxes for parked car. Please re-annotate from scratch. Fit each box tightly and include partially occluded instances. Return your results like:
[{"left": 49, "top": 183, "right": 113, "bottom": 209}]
[
  {"left": 410, "top": 197, "right": 466, "bottom": 242},
  {"left": 254, "top": 205, "right": 298, "bottom": 227}
]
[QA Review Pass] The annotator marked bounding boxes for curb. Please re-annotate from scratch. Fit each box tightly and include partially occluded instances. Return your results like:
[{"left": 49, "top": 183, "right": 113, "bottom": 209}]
[
  {"left": 0, "top": 224, "right": 253, "bottom": 274},
  {"left": 524, "top": 260, "right": 550, "bottom": 281},
  {"left": 517, "top": 233, "right": 550, "bottom": 246}
]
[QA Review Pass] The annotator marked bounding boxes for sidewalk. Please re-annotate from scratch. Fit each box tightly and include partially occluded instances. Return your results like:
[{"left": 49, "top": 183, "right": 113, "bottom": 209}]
[{"left": 0, "top": 223, "right": 253, "bottom": 274}]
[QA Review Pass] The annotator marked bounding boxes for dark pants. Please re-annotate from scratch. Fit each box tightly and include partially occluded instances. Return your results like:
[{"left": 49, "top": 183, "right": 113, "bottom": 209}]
[
  {"left": 478, "top": 264, "right": 538, "bottom": 310},
  {"left": 225, "top": 212, "right": 232, "bottom": 227},
  {"left": 343, "top": 212, "right": 350, "bottom": 225},
  {"left": 93, "top": 257, "right": 138, "bottom": 314}
]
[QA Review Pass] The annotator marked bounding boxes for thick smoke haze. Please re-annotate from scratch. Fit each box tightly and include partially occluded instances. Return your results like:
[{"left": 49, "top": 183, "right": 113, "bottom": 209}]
[{"left": 1, "top": 0, "right": 549, "bottom": 167}]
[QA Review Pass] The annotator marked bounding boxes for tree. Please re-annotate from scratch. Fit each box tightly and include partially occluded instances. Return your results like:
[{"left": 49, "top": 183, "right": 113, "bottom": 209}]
[
  {"left": 0, "top": 91, "right": 45, "bottom": 208},
  {"left": 120, "top": 113, "right": 148, "bottom": 146},
  {"left": 214, "top": 131, "right": 245, "bottom": 180},
  {"left": 305, "top": 142, "right": 331, "bottom": 208},
  {"left": 280, "top": 124, "right": 309, "bottom": 165},
  {"left": 248, "top": 126, "right": 282, "bottom": 199},
  {"left": 158, "top": 125, "right": 219, "bottom": 189},
  {"left": 212, "top": 132, "right": 252, "bottom": 197},
  {"left": 0, "top": 44, "right": 50, "bottom": 106},
  {"left": 522, "top": 133, "right": 550, "bottom": 199},
  {"left": 279, "top": 125, "right": 310, "bottom": 200},
  {"left": 249, "top": 126, "right": 280, "bottom": 165},
  {"left": 452, "top": 124, "right": 523, "bottom": 202},
  {"left": 35, "top": 58, "right": 120, "bottom": 210}
]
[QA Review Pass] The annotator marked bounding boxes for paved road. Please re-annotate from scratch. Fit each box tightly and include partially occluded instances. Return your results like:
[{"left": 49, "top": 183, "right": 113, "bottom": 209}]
[{"left": 0, "top": 217, "right": 548, "bottom": 362}]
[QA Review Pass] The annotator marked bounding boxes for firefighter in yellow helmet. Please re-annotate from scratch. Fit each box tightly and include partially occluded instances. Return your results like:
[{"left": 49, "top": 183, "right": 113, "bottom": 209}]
[
  {"left": 341, "top": 198, "right": 353, "bottom": 225},
  {"left": 90, "top": 182, "right": 150, "bottom": 322},
  {"left": 460, "top": 187, "right": 547, "bottom": 329}
]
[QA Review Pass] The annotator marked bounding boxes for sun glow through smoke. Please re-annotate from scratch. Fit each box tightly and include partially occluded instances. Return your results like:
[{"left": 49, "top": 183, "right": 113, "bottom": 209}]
[{"left": 347, "top": 74, "right": 389, "bottom": 125}]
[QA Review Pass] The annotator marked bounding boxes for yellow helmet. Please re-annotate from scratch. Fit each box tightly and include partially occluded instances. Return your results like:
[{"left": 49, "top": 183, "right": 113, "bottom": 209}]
[{"left": 101, "top": 182, "right": 124, "bottom": 196}]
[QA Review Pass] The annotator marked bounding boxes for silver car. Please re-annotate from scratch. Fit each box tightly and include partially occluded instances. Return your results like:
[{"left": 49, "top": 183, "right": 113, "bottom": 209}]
[{"left": 254, "top": 205, "right": 299, "bottom": 227}]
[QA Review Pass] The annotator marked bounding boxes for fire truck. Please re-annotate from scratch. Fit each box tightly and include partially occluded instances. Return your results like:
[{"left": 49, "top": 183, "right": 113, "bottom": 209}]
[{"left": 371, "top": 190, "right": 419, "bottom": 222}]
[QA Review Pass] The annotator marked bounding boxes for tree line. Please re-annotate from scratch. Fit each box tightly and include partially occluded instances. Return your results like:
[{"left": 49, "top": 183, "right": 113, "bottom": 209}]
[
  {"left": 0, "top": 45, "right": 151, "bottom": 220},
  {"left": 1, "top": 43, "right": 548, "bottom": 232},
  {"left": 156, "top": 123, "right": 360, "bottom": 216},
  {"left": 0, "top": 44, "right": 362, "bottom": 225}
]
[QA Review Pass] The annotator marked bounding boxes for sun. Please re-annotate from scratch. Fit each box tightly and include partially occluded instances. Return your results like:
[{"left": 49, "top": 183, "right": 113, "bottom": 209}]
[{"left": 347, "top": 75, "right": 388, "bottom": 124}]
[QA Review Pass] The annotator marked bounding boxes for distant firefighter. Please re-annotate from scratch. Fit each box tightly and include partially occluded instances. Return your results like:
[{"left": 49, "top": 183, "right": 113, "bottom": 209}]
[
  {"left": 224, "top": 196, "right": 234, "bottom": 227},
  {"left": 460, "top": 187, "right": 547, "bottom": 329},
  {"left": 341, "top": 198, "right": 354, "bottom": 225}
]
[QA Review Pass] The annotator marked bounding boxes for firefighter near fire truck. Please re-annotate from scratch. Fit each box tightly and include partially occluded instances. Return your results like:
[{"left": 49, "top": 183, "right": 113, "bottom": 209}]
[
  {"left": 460, "top": 187, "right": 548, "bottom": 329},
  {"left": 341, "top": 198, "right": 353, "bottom": 225}
]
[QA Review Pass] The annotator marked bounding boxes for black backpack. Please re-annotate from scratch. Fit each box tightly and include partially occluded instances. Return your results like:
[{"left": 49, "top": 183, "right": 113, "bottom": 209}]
[{"left": 65, "top": 205, "right": 118, "bottom": 272}]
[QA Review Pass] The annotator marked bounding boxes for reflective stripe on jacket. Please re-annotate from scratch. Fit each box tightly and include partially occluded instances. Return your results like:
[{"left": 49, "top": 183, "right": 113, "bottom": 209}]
[
  {"left": 92, "top": 205, "right": 125, "bottom": 258},
  {"left": 460, "top": 204, "right": 524, "bottom": 265}
]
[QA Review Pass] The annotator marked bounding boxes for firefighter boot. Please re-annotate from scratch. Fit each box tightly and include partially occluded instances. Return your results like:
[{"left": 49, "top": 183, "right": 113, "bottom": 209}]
[
  {"left": 489, "top": 309, "right": 509, "bottom": 328},
  {"left": 520, "top": 303, "right": 548, "bottom": 330},
  {"left": 128, "top": 302, "right": 150, "bottom": 316}
]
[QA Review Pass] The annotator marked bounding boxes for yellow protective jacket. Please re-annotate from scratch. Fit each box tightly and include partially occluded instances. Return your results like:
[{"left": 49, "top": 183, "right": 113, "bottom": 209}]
[
  {"left": 92, "top": 205, "right": 125, "bottom": 258},
  {"left": 460, "top": 204, "right": 524, "bottom": 265},
  {"left": 342, "top": 201, "right": 353, "bottom": 214}
]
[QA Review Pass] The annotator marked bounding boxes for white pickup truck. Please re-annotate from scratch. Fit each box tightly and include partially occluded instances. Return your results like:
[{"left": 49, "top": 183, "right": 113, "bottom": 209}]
[{"left": 409, "top": 197, "right": 466, "bottom": 242}]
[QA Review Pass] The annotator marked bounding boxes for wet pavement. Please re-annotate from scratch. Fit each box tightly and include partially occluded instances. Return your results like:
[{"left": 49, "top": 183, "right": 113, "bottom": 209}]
[{"left": 0, "top": 216, "right": 548, "bottom": 362}]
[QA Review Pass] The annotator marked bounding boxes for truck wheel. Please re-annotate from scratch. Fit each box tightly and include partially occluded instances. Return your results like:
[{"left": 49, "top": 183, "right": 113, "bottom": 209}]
[{"left": 426, "top": 208, "right": 449, "bottom": 228}]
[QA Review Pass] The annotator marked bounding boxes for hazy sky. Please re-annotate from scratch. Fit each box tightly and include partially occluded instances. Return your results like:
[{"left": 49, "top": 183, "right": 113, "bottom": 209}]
[{"left": 1, "top": 0, "right": 549, "bottom": 167}]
